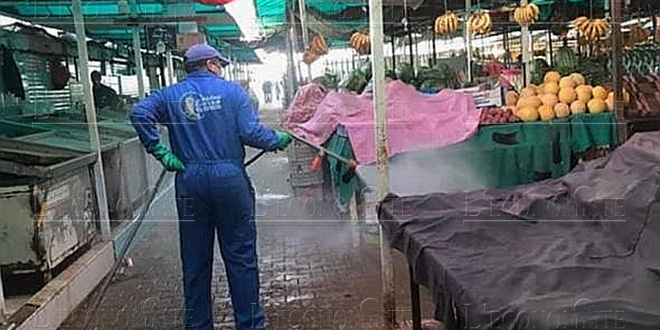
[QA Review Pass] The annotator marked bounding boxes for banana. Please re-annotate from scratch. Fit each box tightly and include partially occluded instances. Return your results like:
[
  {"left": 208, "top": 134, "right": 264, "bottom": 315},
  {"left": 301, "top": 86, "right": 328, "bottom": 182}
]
[
  {"left": 529, "top": 4, "right": 539, "bottom": 19},
  {"left": 350, "top": 33, "right": 360, "bottom": 47}
]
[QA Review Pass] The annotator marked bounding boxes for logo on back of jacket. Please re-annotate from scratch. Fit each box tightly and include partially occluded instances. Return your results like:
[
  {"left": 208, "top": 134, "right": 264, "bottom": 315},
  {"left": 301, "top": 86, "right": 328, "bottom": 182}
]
[{"left": 180, "top": 92, "right": 222, "bottom": 121}]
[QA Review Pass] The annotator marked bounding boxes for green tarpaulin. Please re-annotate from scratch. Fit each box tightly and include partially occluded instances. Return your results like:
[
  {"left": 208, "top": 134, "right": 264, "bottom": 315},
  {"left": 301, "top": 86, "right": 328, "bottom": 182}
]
[{"left": 330, "top": 112, "right": 618, "bottom": 208}]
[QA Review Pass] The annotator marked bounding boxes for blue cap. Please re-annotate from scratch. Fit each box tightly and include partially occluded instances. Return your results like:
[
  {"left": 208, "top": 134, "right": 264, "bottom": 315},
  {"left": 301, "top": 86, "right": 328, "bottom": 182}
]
[{"left": 184, "top": 44, "right": 231, "bottom": 66}]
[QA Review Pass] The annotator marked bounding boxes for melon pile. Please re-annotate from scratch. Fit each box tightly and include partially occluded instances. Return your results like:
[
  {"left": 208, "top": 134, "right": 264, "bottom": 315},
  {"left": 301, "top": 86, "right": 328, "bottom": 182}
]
[{"left": 505, "top": 71, "right": 628, "bottom": 122}]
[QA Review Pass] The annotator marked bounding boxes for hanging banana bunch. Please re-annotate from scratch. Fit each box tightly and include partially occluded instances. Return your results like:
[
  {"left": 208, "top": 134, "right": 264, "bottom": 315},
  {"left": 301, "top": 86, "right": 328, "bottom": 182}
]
[
  {"left": 302, "top": 49, "right": 320, "bottom": 65},
  {"left": 626, "top": 24, "right": 650, "bottom": 47},
  {"left": 350, "top": 32, "right": 370, "bottom": 55},
  {"left": 310, "top": 34, "right": 329, "bottom": 55},
  {"left": 468, "top": 11, "right": 492, "bottom": 35},
  {"left": 434, "top": 11, "right": 460, "bottom": 36},
  {"left": 513, "top": 3, "right": 539, "bottom": 27},
  {"left": 573, "top": 17, "right": 610, "bottom": 43}
]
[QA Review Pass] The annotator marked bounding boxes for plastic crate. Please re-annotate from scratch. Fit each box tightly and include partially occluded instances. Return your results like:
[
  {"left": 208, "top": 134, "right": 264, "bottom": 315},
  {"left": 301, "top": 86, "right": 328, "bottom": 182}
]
[{"left": 287, "top": 141, "right": 324, "bottom": 187}]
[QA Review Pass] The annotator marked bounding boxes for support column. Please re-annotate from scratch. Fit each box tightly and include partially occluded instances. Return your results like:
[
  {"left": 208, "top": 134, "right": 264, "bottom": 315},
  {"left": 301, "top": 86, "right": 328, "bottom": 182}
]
[
  {"left": 407, "top": 26, "right": 414, "bottom": 67},
  {"left": 165, "top": 49, "right": 174, "bottom": 85},
  {"left": 611, "top": 0, "right": 624, "bottom": 139},
  {"left": 298, "top": 0, "right": 312, "bottom": 80},
  {"left": 132, "top": 27, "right": 146, "bottom": 97},
  {"left": 391, "top": 34, "right": 397, "bottom": 72},
  {"left": 432, "top": 27, "right": 437, "bottom": 65},
  {"left": 521, "top": 0, "right": 532, "bottom": 87},
  {"left": 465, "top": 0, "right": 473, "bottom": 81},
  {"left": 548, "top": 28, "right": 554, "bottom": 65},
  {"left": 1, "top": 275, "right": 5, "bottom": 322},
  {"left": 72, "top": 0, "right": 111, "bottom": 238},
  {"left": 369, "top": 0, "right": 394, "bottom": 328}
]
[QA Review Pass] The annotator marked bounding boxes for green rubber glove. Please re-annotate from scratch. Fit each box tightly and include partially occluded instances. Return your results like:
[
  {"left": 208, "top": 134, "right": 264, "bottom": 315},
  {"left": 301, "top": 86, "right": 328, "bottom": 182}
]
[
  {"left": 275, "top": 130, "right": 292, "bottom": 151},
  {"left": 151, "top": 143, "right": 186, "bottom": 172}
]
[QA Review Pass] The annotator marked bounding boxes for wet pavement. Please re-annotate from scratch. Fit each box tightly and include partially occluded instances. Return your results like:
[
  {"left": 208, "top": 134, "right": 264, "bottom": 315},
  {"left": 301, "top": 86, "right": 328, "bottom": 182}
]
[{"left": 58, "top": 110, "right": 435, "bottom": 330}]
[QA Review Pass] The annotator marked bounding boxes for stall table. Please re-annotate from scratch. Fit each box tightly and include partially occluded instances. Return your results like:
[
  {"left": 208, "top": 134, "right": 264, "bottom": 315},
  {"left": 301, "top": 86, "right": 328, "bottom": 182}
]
[{"left": 378, "top": 131, "right": 660, "bottom": 330}]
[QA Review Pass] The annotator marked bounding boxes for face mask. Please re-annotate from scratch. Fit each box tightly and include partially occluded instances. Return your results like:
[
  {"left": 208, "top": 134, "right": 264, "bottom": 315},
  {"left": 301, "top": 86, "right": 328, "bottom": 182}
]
[{"left": 207, "top": 60, "right": 224, "bottom": 77}]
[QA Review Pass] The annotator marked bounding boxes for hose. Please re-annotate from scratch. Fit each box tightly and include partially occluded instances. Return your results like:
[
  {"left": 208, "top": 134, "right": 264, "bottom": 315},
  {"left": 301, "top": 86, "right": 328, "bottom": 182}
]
[{"left": 80, "top": 150, "right": 268, "bottom": 329}]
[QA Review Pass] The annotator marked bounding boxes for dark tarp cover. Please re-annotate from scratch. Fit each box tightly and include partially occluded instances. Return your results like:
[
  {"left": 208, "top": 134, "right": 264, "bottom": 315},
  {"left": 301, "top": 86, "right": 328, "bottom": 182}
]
[{"left": 378, "top": 131, "right": 660, "bottom": 330}]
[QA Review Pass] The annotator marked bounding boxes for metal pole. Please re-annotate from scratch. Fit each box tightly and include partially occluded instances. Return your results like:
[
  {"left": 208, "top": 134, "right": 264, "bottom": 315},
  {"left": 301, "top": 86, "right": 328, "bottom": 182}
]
[
  {"left": 391, "top": 34, "right": 397, "bottom": 72},
  {"left": 521, "top": 0, "right": 531, "bottom": 87},
  {"left": 132, "top": 27, "right": 146, "bottom": 97},
  {"left": 611, "top": 0, "right": 624, "bottom": 139},
  {"left": 407, "top": 27, "right": 414, "bottom": 67},
  {"left": 548, "top": 28, "right": 553, "bottom": 66},
  {"left": 432, "top": 27, "right": 437, "bottom": 65},
  {"left": 284, "top": 5, "right": 298, "bottom": 108},
  {"left": 369, "top": 0, "right": 394, "bottom": 328},
  {"left": 298, "top": 0, "right": 312, "bottom": 80},
  {"left": 72, "top": 0, "right": 111, "bottom": 238},
  {"left": 0, "top": 275, "right": 5, "bottom": 322},
  {"left": 465, "top": 0, "right": 473, "bottom": 81},
  {"left": 653, "top": 14, "right": 657, "bottom": 43},
  {"left": 165, "top": 49, "right": 174, "bottom": 85}
]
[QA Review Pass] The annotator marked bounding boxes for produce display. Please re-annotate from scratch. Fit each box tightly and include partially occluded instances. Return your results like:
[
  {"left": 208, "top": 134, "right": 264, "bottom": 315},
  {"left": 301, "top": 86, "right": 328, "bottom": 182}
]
[
  {"left": 350, "top": 32, "right": 370, "bottom": 55},
  {"left": 573, "top": 17, "right": 610, "bottom": 43},
  {"left": 626, "top": 24, "right": 651, "bottom": 48},
  {"left": 505, "top": 71, "right": 619, "bottom": 122},
  {"left": 479, "top": 107, "right": 520, "bottom": 125},
  {"left": 623, "top": 74, "right": 660, "bottom": 117},
  {"left": 434, "top": 11, "right": 460, "bottom": 36},
  {"left": 302, "top": 34, "right": 328, "bottom": 65},
  {"left": 607, "top": 44, "right": 660, "bottom": 77},
  {"left": 302, "top": 50, "right": 320, "bottom": 65},
  {"left": 513, "top": 3, "right": 539, "bottom": 27},
  {"left": 468, "top": 11, "right": 492, "bottom": 35},
  {"left": 310, "top": 34, "right": 329, "bottom": 55}
]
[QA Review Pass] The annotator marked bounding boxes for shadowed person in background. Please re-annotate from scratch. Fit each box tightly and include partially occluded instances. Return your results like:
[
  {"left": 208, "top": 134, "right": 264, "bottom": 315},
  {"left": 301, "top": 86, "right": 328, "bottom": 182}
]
[
  {"left": 91, "top": 70, "right": 119, "bottom": 111},
  {"left": 130, "top": 44, "right": 291, "bottom": 330}
]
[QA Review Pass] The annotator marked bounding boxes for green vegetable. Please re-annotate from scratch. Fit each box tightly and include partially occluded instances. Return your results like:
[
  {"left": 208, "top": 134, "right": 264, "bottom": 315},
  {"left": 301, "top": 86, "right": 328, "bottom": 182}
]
[
  {"left": 555, "top": 46, "right": 578, "bottom": 76},
  {"left": 396, "top": 63, "right": 415, "bottom": 85}
]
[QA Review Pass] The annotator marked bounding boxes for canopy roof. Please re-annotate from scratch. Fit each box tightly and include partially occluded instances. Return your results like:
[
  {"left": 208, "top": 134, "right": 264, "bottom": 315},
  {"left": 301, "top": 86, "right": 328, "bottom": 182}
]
[
  {"left": 0, "top": 0, "right": 244, "bottom": 45},
  {"left": 253, "top": 0, "right": 625, "bottom": 50}
]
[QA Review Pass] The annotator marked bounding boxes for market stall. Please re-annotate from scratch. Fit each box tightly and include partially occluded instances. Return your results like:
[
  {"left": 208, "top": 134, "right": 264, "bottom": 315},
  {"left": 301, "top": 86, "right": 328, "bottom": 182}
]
[{"left": 378, "top": 130, "right": 660, "bottom": 330}]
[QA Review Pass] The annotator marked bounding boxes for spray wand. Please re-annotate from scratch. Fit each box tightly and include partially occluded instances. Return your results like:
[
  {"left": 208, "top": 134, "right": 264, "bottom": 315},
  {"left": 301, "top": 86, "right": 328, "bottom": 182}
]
[{"left": 286, "top": 130, "right": 358, "bottom": 172}]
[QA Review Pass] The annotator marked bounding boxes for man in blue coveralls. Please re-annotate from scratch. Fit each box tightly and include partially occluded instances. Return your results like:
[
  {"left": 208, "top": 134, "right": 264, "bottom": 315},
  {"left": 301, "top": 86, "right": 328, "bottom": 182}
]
[{"left": 130, "top": 44, "right": 292, "bottom": 330}]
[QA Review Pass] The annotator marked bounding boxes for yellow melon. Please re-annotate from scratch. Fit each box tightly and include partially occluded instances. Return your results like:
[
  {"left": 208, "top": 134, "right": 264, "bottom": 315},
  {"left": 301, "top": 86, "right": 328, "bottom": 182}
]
[
  {"left": 588, "top": 98, "right": 607, "bottom": 114},
  {"left": 576, "top": 84, "right": 593, "bottom": 93},
  {"left": 554, "top": 103, "right": 570, "bottom": 118},
  {"left": 592, "top": 86, "right": 608, "bottom": 100},
  {"left": 505, "top": 91, "right": 519, "bottom": 106},
  {"left": 538, "top": 105, "right": 556, "bottom": 121},
  {"left": 520, "top": 87, "right": 536, "bottom": 98},
  {"left": 517, "top": 106, "right": 539, "bottom": 122},
  {"left": 544, "top": 71, "right": 561, "bottom": 83},
  {"left": 605, "top": 97, "right": 614, "bottom": 111},
  {"left": 577, "top": 88, "right": 592, "bottom": 104},
  {"left": 517, "top": 96, "right": 542, "bottom": 109},
  {"left": 541, "top": 94, "right": 559, "bottom": 108},
  {"left": 544, "top": 82, "right": 560, "bottom": 95},
  {"left": 570, "top": 73, "right": 586, "bottom": 86},
  {"left": 559, "top": 77, "right": 577, "bottom": 89},
  {"left": 559, "top": 87, "right": 577, "bottom": 104},
  {"left": 571, "top": 100, "right": 587, "bottom": 114}
]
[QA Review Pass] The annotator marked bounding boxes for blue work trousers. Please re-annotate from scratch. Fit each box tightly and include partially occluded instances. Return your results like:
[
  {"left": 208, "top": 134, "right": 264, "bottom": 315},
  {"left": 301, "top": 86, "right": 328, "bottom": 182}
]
[{"left": 175, "top": 162, "right": 266, "bottom": 330}]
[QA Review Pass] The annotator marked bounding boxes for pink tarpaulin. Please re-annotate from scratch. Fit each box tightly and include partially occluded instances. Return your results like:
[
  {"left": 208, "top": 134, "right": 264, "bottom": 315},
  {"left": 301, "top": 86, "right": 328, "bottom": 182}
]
[{"left": 289, "top": 80, "right": 481, "bottom": 164}]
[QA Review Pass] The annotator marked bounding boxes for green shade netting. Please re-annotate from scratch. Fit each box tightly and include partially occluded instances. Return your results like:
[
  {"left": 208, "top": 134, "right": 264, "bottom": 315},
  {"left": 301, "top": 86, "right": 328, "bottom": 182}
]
[{"left": 0, "top": 1, "right": 243, "bottom": 43}]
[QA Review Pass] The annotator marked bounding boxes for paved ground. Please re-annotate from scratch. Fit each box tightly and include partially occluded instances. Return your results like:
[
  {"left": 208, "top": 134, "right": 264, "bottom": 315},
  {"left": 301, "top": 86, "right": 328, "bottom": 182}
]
[{"left": 58, "top": 109, "right": 435, "bottom": 330}]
